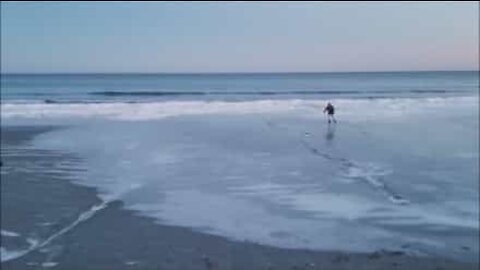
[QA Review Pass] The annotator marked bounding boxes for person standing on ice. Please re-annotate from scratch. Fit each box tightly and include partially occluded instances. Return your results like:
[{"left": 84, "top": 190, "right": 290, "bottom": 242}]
[{"left": 323, "top": 102, "right": 337, "bottom": 124}]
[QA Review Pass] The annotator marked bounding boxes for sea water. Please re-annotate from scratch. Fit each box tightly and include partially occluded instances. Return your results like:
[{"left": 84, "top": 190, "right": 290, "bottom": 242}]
[
  {"left": 1, "top": 71, "right": 479, "bottom": 262},
  {"left": 1, "top": 71, "right": 477, "bottom": 103}
]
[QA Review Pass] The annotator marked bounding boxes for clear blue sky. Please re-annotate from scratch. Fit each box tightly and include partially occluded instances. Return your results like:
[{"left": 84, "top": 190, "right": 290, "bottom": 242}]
[{"left": 1, "top": 1, "right": 478, "bottom": 73}]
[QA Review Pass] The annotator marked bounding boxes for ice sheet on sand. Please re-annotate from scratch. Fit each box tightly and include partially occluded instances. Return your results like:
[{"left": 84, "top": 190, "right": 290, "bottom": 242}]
[
  {"left": 18, "top": 96, "right": 479, "bottom": 261},
  {"left": 129, "top": 189, "right": 393, "bottom": 252}
]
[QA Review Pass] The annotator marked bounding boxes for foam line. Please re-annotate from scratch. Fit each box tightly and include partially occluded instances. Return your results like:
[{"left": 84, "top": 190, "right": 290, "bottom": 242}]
[
  {"left": 89, "top": 89, "right": 459, "bottom": 97},
  {"left": 1, "top": 202, "right": 108, "bottom": 262},
  {"left": 0, "top": 181, "right": 147, "bottom": 263},
  {"left": 2, "top": 96, "right": 476, "bottom": 121}
]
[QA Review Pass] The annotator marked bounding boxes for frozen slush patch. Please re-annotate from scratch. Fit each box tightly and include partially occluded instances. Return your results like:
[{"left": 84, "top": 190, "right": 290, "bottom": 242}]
[
  {"left": 1, "top": 247, "right": 27, "bottom": 262},
  {"left": 41, "top": 262, "right": 58, "bottom": 268},
  {"left": 412, "top": 184, "right": 438, "bottom": 193},
  {"left": 454, "top": 152, "right": 480, "bottom": 159},
  {"left": 342, "top": 162, "right": 409, "bottom": 205},
  {"left": 0, "top": 238, "right": 38, "bottom": 262},
  {"left": 363, "top": 200, "right": 479, "bottom": 230},
  {"left": 229, "top": 182, "right": 323, "bottom": 197},
  {"left": 231, "top": 182, "right": 381, "bottom": 220},
  {"left": 1, "top": 230, "right": 20, "bottom": 237},
  {"left": 282, "top": 193, "right": 379, "bottom": 220},
  {"left": 343, "top": 162, "right": 391, "bottom": 188}
]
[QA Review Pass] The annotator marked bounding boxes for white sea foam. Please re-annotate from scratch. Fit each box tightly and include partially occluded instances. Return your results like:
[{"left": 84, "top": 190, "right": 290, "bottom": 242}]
[{"left": 1, "top": 96, "right": 477, "bottom": 121}]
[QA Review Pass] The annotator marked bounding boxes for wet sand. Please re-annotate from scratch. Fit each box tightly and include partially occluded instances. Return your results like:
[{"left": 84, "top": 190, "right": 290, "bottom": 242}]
[{"left": 1, "top": 126, "right": 478, "bottom": 270}]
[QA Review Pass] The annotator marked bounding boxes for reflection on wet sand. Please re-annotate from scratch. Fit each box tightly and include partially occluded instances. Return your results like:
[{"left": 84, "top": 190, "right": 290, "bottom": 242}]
[{"left": 326, "top": 124, "right": 336, "bottom": 142}]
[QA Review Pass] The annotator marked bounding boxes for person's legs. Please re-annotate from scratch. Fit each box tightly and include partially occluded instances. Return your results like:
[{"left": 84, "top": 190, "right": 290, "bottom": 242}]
[
  {"left": 328, "top": 114, "right": 336, "bottom": 123},
  {"left": 331, "top": 114, "right": 337, "bottom": 123}
]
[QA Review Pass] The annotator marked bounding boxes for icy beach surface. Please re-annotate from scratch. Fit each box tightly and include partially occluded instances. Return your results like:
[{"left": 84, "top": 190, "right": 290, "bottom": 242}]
[{"left": 2, "top": 96, "right": 478, "bottom": 262}]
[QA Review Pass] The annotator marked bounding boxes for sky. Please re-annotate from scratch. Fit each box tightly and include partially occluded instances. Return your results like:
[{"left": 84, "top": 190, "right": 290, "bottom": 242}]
[{"left": 1, "top": 1, "right": 478, "bottom": 73}]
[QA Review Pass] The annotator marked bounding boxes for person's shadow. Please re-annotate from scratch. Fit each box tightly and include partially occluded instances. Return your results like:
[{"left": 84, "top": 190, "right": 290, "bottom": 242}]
[{"left": 325, "top": 124, "right": 336, "bottom": 143}]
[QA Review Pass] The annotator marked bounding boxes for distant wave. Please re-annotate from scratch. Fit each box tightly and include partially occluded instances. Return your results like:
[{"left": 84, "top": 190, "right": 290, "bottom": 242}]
[
  {"left": 91, "top": 90, "right": 359, "bottom": 96},
  {"left": 90, "top": 89, "right": 457, "bottom": 97}
]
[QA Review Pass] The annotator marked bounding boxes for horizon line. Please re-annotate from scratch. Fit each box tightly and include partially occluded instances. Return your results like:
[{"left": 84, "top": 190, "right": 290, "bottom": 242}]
[{"left": 1, "top": 69, "right": 478, "bottom": 75}]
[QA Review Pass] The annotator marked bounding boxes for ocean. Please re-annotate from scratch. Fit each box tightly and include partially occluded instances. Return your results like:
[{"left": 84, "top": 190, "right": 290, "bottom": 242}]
[
  {"left": 1, "top": 71, "right": 478, "bottom": 103},
  {"left": 1, "top": 71, "right": 479, "bottom": 265}
]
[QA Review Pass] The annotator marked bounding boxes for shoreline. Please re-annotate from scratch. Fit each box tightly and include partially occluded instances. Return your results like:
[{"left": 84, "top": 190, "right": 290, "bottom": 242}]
[{"left": 1, "top": 125, "right": 478, "bottom": 269}]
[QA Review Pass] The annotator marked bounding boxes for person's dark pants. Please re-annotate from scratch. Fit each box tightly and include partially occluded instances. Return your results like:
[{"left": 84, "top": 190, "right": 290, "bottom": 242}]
[{"left": 327, "top": 113, "right": 336, "bottom": 123}]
